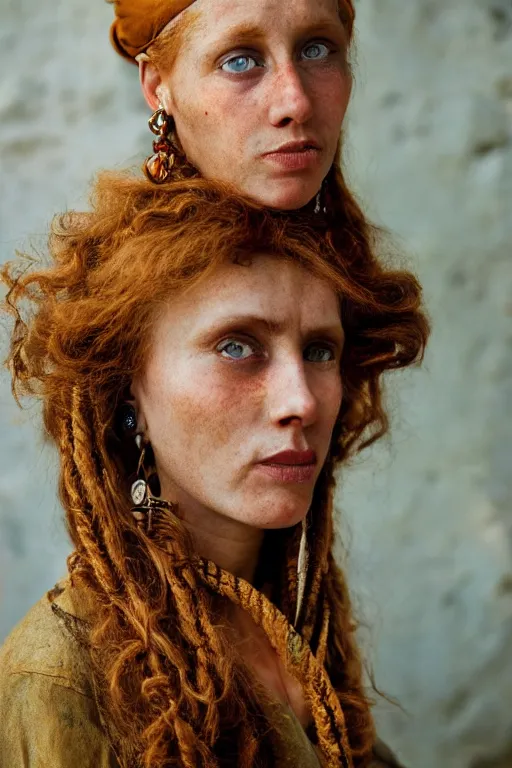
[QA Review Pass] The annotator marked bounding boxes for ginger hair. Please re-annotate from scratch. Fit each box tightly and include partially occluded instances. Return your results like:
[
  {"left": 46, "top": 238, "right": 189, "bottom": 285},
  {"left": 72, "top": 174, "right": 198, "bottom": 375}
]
[{"left": 2, "top": 172, "right": 429, "bottom": 768}]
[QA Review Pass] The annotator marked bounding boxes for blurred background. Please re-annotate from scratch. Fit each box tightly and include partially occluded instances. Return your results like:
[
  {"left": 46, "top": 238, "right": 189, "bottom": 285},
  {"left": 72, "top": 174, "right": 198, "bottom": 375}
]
[{"left": 0, "top": 0, "right": 511, "bottom": 765}]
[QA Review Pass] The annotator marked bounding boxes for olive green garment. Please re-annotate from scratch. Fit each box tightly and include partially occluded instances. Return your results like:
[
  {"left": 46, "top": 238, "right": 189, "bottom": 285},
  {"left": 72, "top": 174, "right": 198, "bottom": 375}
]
[{"left": 0, "top": 577, "right": 404, "bottom": 767}]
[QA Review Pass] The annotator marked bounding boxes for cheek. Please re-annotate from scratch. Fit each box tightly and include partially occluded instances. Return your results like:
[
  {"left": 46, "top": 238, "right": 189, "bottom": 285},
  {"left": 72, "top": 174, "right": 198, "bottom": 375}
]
[
  {"left": 144, "top": 380, "right": 217, "bottom": 472},
  {"left": 321, "top": 375, "right": 343, "bottom": 428},
  {"left": 163, "top": 369, "right": 266, "bottom": 457},
  {"left": 174, "top": 83, "right": 257, "bottom": 171},
  {"left": 312, "top": 71, "right": 352, "bottom": 130},
  {"left": 198, "top": 372, "right": 267, "bottom": 445}
]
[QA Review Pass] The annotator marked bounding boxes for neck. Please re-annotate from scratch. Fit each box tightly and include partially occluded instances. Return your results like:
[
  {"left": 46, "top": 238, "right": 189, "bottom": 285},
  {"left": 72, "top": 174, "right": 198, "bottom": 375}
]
[{"left": 180, "top": 510, "right": 265, "bottom": 585}]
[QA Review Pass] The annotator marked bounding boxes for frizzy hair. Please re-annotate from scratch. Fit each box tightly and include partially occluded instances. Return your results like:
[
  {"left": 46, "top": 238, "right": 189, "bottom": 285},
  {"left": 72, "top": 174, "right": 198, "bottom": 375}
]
[{"left": 2, "top": 172, "right": 429, "bottom": 768}]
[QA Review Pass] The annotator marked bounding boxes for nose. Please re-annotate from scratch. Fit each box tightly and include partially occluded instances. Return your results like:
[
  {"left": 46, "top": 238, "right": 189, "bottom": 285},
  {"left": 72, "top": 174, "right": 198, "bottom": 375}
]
[
  {"left": 268, "top": 358, "right": 318, "bottom": 428},
  {"left": 267, "top": 63, "right": 314, "bottom": 127}
]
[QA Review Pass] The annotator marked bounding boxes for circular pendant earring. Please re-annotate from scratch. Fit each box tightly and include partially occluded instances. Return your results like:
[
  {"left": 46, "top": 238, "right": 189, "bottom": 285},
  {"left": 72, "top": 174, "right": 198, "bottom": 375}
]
[{"left": 130, "top": 439, "right": 177, "bottom": 534}]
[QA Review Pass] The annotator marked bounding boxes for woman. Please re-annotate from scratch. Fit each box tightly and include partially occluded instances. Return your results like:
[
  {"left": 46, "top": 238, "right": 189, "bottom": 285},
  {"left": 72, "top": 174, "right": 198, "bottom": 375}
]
[
  {"left": 109, "top": 0, "right": 354, "bottom": 210},
  {"left": 0, "top": 172, "right": 428, "bottom": 766}
]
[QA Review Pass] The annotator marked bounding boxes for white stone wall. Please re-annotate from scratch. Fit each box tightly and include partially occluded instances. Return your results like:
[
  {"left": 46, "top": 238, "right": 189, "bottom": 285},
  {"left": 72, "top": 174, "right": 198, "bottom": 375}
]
[{"left": 1, "top": 1, "right": 511, "bottom": 766}]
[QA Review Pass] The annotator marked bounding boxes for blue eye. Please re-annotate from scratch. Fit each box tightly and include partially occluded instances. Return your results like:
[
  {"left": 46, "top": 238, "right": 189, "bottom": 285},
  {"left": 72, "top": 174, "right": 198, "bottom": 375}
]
[
  {"left": 218, "top": 339, "right": 255, "bottom": 360},
  {"left": 221, "top": 55, "right": 257, "bottom": 74},
  {"left": 305, "top": 345, "right": 335, "bottom": 363},
  {"left": 302, "top": 42, "right": 330, "bottom": 61}
]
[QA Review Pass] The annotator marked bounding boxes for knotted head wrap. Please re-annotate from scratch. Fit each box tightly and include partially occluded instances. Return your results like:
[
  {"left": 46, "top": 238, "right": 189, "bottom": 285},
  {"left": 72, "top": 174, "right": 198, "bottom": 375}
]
[{"left": 108, "top": 0, "right": 355, "bottom": 64}]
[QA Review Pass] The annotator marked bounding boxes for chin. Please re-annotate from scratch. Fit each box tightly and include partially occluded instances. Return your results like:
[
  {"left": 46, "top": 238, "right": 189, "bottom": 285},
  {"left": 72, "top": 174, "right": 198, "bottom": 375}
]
[
  {"left": 252, "top": 178, "right": 320, "bottom": 212},
  {"left": 252, "top": 496, "right": 312, "bottom": 531}
]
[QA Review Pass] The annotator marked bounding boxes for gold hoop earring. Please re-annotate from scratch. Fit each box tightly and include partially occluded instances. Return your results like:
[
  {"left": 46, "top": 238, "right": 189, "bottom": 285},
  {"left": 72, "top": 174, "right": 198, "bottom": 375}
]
[
  {"left": 294, "top": 514, "right": 309, "bottom": 626},
  {"left": 143, "top": 107, "right": 176, "bottom": 185},
  {"left": 131, "top": 437, "right": 177, "bottom": 533}
]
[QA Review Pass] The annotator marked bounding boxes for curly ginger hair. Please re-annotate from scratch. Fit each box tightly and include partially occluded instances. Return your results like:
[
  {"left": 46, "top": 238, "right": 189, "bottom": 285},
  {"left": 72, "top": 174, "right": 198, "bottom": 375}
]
[{"left": 2, "top": 172, "right": 429, "bottom": 768}]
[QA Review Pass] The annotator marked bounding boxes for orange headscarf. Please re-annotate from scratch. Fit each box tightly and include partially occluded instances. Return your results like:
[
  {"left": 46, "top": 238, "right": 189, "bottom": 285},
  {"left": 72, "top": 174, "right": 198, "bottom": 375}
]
[{"left": 108, "top": 0, "right": 355, "bottom": 63}]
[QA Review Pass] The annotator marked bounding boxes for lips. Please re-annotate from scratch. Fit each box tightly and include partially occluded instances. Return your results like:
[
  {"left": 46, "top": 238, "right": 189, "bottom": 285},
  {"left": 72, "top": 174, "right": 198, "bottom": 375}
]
[
  {"left": 261, "top": 142, "right": 322, "bottom": 172},
  {"left": 260, "top": 449, "right": 317, "bottom": 466},
  {"left": 264, "top": 140, "right": 321, "bottom": 156}
]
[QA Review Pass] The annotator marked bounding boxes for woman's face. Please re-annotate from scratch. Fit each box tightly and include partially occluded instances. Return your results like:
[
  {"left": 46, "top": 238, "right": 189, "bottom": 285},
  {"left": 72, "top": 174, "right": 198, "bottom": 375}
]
[
  {"left": 141, "top": 0, "right": 352, "bottom": 209},
  {"left": 132, "top": 255, "right": 344, "bottom": 536}
]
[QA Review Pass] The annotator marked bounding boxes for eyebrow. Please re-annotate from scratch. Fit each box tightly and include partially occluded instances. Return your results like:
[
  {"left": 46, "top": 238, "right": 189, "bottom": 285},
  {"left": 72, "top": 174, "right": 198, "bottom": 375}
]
[
  {"left": 201, "top": 16, "right": 347, "bottom": 60},
  {"left": 197, "top": 314, "right": 345, "bottom": 346},
  {"left": 210, "top": 23, "right": 267, "bottom": 52}
]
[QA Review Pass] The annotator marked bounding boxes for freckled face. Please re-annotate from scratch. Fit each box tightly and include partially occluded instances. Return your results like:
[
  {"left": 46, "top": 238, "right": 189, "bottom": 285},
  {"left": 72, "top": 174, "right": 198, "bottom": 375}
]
[
  {"left": 132, "top": 255, "right": 344, "bottom": 532},
  {"left": 156, "top": 0, "right": 351, "bottom": 209}
]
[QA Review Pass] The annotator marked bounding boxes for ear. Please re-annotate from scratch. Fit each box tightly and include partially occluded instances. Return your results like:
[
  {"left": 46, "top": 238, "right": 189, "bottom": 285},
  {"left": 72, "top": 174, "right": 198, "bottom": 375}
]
[{"left": 139, "top": 58, "right": 173, "bottom": 113}]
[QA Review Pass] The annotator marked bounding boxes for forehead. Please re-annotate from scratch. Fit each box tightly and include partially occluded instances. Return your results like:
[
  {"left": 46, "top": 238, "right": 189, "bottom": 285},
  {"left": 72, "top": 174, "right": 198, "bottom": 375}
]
[
  {"left": 187, "top": 0, "right": 344, "bottom": 46},
  {"left": 154, "top": 255, "right": 341, "bottom": 337}
]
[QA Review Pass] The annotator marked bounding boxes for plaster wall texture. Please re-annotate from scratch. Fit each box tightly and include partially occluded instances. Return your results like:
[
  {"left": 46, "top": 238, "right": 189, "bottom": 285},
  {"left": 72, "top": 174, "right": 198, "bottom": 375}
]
[{"left": 0, "top": 1, "right": 511, "bottom": 766}]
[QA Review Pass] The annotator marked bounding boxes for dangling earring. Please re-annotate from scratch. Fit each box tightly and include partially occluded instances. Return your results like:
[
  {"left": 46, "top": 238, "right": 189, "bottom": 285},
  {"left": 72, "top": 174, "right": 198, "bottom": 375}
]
[
  {"left": 115, "top": 403, "right": 177, "bottom": 532},
  {"left": 314, "top": 180, "right": 328, "bottom": 216},
  {"left": 294, "top": 514, "right": 309, "bottom": 626},
  {"left": 131, "top": 437, "right": 177, "bottom": 533},
  {"left": 143, "top": 106, "right": 176, "bottom": 185}
]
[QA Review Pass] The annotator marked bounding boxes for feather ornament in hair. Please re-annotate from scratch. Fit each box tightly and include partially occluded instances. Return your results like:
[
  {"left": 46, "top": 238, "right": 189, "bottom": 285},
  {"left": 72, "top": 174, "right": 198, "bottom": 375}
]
[{"left": 294, "top": 516, "right": 309, "bottom": 626}]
